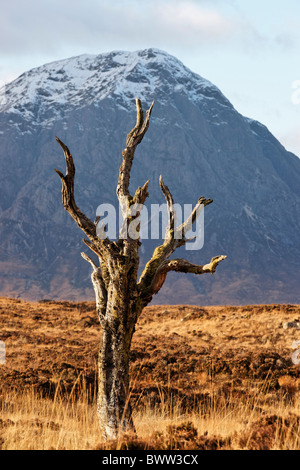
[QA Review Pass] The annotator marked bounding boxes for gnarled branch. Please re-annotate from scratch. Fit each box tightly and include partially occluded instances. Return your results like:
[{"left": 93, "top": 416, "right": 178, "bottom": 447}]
[
  {"left": 55, "top": 137, "right": 96, "bottom": 238},
  {"left": 140, "top": 255, "right": 227, "bottom": 303},
  {"left": 117, "top": 98, "right": 154, "bottom": 218},
  {"left": 159, "top": 175, "right": 176, "bottom": 240},
  {"left": 138, "top": 176, "right": 214, "bottom": 294},
  {"left": 116, "top": 99, "right": 154, "bottom": 260},
  {"left": 81, "top": 252, "right": 107, "bottom": 326},
  {"left": 55, "top": 136, "right": 120, "bottom": 260},
  {"left": 177, "top": 196, "right": 213, "bottom": 240},
  {"left": 132, "top": 179, "right": 150, "bottom": 206}
]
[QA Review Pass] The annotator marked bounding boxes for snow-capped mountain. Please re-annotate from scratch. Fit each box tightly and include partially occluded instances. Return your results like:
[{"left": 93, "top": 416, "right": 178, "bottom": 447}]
[
  {"left": 0, "top": 48, "right": 299, "bottom": 305},
  {"left": 1, "top": 49, "right": 230, "bottom": 127}
]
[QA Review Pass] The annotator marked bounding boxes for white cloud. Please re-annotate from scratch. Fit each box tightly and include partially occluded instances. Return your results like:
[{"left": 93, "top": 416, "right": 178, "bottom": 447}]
[
  {"left": 0, "top": 0, "right": 253, "bottom": 84},
  {"left": 0, "top": 0, "right": 246, "bottom": 59},
  {"left": 154, "top": 1, "right": 235, "bottom": 40}
]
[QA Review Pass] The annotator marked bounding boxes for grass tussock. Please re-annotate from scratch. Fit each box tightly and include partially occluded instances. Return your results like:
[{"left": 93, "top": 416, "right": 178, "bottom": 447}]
[
  {"left": 0, "top": 297, "right": 300, "bottom": 449},
  {"left": 1, "top": 374, "right": 300, "bottom": 450}
]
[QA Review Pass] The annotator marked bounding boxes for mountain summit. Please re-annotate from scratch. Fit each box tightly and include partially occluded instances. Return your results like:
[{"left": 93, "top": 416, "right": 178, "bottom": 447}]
[
  {"left": 0, "top": 48, "right": 299, "bottom": 304},
  {"left": 1, "top": 49, "right": 230, "bottom": 127}
]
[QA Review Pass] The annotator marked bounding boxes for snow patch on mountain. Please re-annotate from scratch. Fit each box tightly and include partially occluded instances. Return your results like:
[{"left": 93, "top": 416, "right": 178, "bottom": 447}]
[{"left": 0, "top": 48, "right": 232, "bottom": 128}]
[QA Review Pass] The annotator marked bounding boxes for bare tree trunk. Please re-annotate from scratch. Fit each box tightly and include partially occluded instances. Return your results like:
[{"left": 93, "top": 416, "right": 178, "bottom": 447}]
[
  {"left": 82, "top": 253, "right": 142, "bottom": 439},
  {"left": 97, "top": 318, "right": 134, "bottom": 440},
  {"left": 55, "top": 98, "right": 226, "bottom": 441},
  {"left": 96, "top": 275, "right": 141, "bottom": 440}
]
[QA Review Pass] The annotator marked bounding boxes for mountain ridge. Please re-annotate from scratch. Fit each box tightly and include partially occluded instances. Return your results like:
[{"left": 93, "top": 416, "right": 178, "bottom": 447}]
[
  {"left": 0, "top": 48, "right": 299, "bottom": 305},
  {"left": 0, "top": 48, "right": 232, "bottom": 128}
]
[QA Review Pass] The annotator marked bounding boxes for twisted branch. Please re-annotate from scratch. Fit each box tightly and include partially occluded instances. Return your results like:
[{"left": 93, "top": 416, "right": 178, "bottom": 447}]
[
  {"left": 137, "top": 175, "right": 226, "bottom": 304},
  {"left": 140, "top": 255, "right": 227, "bottom": 303},
  {"left": 159, "top": 175, "right": 176, "bottom": 240},
  {"left": 55, "top": 137, "right": 120, "bottom": 259},
  {"left": 116, "top": 99, "right": 154, "bottom": 259},
  {"left": 55, "top": 137, "right": 96, "bottom": 238},
  {"left": 81, "top": 252, "right": 107, "bottom": 326},
  {"left": 117, "top": 98, "right": 154, "bottom": 217},
  {"left": 138, "top": 176, "right": 215, "bottom": 295}
]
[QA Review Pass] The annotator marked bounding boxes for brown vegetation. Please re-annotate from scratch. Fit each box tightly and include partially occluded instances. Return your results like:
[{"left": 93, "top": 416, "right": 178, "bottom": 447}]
[{"left": 0, "top": 297, "right": 300, "bottom": 449}]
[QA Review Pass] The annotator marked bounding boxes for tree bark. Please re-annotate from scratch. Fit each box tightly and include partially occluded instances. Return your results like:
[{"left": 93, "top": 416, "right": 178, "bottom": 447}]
[
  {"left": 96, "top": 266, "right": 141, "bottom": 440},
  {"left": 81, "top": 252, "right": 142, "bottom": 439},
  {"left": 97, "top": 311, "right": 135, "bottom": 440}
]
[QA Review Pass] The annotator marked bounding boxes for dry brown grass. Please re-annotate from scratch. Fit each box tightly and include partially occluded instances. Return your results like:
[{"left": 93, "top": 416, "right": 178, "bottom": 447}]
[
  {"left": 0, "top": 380, "right": 100, "bottom": 450},
  {"left": 0, "top": 297, "right": 300, "bottom": 449},
  {"left": 1, "top": 378, "right": 299, "bottom": 450}
]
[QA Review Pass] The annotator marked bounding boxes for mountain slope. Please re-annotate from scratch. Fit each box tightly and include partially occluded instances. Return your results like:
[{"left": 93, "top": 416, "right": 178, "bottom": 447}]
[{"left": 0, "top": 48, "right": 299, "bottom": 304}]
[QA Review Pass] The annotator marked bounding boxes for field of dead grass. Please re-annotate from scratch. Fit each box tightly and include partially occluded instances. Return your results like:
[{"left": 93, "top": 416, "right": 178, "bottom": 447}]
[{"left": 0, "top": 297, "right": 300, "bottom": 450}]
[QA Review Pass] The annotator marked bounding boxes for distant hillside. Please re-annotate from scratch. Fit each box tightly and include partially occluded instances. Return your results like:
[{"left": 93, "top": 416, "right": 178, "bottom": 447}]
[{"left": 0, "top": 48, "right": 299, "bottom": 304}]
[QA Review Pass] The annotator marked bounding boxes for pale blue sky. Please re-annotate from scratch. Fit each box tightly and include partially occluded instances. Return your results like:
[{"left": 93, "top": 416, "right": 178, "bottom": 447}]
[{"left": 0, "top": 0, "right": 299, "bottom": 156}]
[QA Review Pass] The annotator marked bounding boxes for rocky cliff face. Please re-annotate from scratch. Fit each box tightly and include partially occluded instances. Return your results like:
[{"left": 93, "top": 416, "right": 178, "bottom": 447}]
[{"left": 0, "top": 48, "right": 299, "bottom": 304}]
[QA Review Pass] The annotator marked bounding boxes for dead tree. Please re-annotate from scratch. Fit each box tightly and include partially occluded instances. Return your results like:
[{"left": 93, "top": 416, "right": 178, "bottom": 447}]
[{"left": 55, "top": 99, "right": 226, "bottom": 440}]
